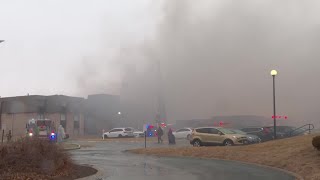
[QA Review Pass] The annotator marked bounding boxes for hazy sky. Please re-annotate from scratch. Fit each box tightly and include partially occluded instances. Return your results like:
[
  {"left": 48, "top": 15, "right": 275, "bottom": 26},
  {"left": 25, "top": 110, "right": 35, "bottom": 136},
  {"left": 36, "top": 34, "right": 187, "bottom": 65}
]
[
  {"left": 0, "top": 0, "right": 162, "bottom": 97},
  {"left": 1, "top": 0, "right": 320, "bottom": 126}
]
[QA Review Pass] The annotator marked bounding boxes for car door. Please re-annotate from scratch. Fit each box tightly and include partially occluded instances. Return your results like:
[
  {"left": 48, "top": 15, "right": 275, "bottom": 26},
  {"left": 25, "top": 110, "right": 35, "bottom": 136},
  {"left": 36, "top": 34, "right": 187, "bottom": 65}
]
[
  {"left": 195, "top": 128, "right": 211, "bottom": 142},
  {"left": 174, "top": 129, "right": 183, "bottom": 138},
  {"left": 176, "top": 129, "right": 188, "bottom": 138},
  {"left": 181, "top": 129, "right": 191, "bottom": 138},
  {"left": 108, "top": 129, "right": 119, "bottom": 137},
  {"left": 206, "top": 128, "right": 221, "bottom": 144}
]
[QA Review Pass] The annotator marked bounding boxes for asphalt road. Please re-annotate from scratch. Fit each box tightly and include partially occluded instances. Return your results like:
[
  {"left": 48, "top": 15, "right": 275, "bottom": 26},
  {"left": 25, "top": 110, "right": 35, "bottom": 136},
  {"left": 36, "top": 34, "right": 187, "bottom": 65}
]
[{"left": 70, "top": 139, "right": 294, "bottom": 180}]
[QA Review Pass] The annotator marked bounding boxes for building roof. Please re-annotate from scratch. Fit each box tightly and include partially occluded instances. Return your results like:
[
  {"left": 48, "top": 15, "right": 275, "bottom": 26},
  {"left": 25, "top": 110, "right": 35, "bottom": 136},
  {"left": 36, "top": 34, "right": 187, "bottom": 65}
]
[{"left": 0, "top": 95, "right": 85, "bottom": 114}]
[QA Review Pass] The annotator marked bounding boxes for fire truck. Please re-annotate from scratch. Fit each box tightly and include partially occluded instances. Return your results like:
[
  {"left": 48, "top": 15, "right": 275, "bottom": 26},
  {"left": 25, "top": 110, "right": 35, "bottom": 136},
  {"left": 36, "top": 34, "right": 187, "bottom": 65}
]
[{"left": 26, "top": 119, "right": 56, "bottom": 141}]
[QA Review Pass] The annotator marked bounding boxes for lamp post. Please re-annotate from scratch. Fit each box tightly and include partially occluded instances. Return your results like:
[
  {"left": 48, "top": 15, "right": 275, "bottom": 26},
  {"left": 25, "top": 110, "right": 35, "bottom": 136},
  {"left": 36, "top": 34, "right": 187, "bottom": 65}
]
[
  {"left": 271, "top": 70, "right": 278, "bottom": 139},
  {"left": 118, "top": 112, "right": 122, "bottom": 126}
]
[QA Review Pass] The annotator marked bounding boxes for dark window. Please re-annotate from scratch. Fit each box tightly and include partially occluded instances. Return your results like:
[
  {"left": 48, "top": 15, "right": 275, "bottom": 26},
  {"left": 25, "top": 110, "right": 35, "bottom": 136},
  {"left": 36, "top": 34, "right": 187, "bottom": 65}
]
[
  {"left": 38, "top": 114, "right": 45, "bottom": 120},
  {"left": 60, "top": 113, "right": 66, "bottom": 129},
  {"left": 196, "top": 128, "right": 210, "bottom": 133},
  {"left": 74, "top": 114, "right": 79, "bottom": 129},
  {"left": 110, "top": 129, "right": 123, "bottom": 132},
  {"left": 242, "top": 128, "right": 261, "bottom": 132},
  {"left": 125, "top": 128, "right": 132, "bottom": 131},
  {"left": 209, "top": 128, "right": 219, "bottom": 134}
]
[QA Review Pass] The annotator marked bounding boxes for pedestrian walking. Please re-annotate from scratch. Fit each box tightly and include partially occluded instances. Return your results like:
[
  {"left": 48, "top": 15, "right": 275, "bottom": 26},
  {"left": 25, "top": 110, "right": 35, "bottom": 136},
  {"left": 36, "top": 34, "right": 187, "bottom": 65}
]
[{"left": 157, "top": 126, "right": 163, "bottom": 144}]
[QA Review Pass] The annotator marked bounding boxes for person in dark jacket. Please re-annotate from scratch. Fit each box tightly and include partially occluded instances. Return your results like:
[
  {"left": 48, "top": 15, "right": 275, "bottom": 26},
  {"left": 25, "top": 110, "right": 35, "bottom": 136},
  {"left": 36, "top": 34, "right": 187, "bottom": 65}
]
[
  {"left": 157, "top": 126, "right": 163, "bottom": 143},
  {"left": 168, "top": 128, "right": 176, "bottom": 145}
]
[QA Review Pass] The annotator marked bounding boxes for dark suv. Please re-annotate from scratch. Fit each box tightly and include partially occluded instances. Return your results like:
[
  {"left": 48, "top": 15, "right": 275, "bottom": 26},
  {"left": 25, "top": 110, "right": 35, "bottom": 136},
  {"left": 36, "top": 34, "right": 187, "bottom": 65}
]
[{"left": 241, "top": 127, "right": 274, "bottom": 142}]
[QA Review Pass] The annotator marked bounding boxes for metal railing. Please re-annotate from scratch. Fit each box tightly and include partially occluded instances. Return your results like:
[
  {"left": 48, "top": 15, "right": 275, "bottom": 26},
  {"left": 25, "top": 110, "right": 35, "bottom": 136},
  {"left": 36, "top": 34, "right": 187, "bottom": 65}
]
[{"left": 289, "top": 124, "right": 314, "bottom": 137}]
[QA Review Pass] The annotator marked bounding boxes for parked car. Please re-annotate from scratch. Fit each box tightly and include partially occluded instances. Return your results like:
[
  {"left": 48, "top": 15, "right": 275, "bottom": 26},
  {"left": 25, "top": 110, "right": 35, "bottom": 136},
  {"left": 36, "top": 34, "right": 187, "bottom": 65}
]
[
  {"left": 241, "top": 127, "right": 274, "bottom": 142},
  {"left": 102, "top": 127, "right": 134, "bottom": 138},
  {"left": 173, "top": 128, "right": 193, "bottom": 139},
  {"left": 190, "top": 127, "right": 248, "bottom": 147},
  {"left": 133, "top": 130, "right": 145, "bottom": 137},
  {"left": 228, "top": 129, "right": 261, "bottom": 144}
]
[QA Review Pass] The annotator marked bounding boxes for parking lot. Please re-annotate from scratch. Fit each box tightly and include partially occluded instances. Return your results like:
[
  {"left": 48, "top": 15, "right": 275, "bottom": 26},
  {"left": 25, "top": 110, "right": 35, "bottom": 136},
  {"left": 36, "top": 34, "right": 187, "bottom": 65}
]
[{"left": 70, "top": 139, "right": 294, "bottom": 180}]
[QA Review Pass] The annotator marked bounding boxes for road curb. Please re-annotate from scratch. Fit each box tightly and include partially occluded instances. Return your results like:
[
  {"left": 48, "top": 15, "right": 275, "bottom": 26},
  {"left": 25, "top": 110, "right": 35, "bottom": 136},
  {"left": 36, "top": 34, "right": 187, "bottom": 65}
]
[
  {"left": 62, "top": 143, "right": 81, "bottom": 151},
  {"left": 76, "top": 166, "right": 103, "bottom": 180},
  {"left": 127, "top": 150, "right": 304, "bottom": 180}
]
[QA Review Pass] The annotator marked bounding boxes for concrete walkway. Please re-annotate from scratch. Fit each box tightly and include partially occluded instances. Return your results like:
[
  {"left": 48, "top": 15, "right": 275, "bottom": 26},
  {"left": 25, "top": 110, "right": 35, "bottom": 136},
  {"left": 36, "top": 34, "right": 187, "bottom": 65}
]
[{"left": 70, "top": 141, "right": 294, "bottom": 180}]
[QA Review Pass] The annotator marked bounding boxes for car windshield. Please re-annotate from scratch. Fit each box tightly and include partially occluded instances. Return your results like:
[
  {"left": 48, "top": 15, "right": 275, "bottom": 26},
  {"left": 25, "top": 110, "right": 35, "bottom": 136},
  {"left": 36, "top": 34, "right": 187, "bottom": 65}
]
[{"left": 219, "top": 128, "right": 236, "bottom": 134}]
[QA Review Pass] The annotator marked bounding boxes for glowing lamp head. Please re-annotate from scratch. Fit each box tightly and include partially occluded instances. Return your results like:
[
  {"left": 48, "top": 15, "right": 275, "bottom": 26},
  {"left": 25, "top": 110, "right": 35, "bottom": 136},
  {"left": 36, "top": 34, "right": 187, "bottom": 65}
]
[
  {"left": 271, "top": 70, "right": 278, "bottom": 76},
  {"left": 29, "top": 132, "right": 33, "bottom": 137}
]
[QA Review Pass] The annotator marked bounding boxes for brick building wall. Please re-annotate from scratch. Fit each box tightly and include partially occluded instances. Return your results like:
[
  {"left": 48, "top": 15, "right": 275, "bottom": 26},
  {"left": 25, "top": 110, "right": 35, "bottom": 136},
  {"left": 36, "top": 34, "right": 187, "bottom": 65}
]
[{"left": 0, "top": 112, "right": 84, "bottom": 139}]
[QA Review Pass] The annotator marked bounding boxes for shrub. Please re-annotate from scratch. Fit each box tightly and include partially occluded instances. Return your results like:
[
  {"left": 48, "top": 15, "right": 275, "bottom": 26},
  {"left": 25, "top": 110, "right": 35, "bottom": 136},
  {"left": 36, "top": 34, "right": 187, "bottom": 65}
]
[
  {"left": 0, "top": 138, "right": 72, "bottom": 179},
  {"left": 312, "top": 135, "right": 320, "bottom": 151}
]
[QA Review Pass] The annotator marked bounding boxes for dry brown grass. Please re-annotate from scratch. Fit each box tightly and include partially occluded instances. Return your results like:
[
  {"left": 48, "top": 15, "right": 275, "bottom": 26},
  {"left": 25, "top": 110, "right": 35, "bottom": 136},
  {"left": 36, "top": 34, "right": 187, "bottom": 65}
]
[
  {"left": 0, "top": 138, "right": 72, "bottom": 179},
  {"left": 129, "top": 134, "right": 320, "bottom": 180}
]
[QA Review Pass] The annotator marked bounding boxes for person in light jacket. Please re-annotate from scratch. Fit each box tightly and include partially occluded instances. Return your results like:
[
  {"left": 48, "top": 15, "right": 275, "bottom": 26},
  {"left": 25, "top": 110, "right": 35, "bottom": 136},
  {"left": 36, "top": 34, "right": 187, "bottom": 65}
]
[{"left": 57, "top": 125, "right": 65, "bottom": 143}]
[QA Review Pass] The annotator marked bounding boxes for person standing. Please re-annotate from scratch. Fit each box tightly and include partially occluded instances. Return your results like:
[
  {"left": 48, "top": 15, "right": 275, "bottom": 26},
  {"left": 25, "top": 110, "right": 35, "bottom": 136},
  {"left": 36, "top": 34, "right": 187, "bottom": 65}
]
[
  {"left": 57, "top": 125, "right": 65, "bottom": 143},
  {"left": 157, "top": 126, "right": 163, "bottom": 144},
  {"left": 168, "top": 128, "right": 176, "bottom": 145}
]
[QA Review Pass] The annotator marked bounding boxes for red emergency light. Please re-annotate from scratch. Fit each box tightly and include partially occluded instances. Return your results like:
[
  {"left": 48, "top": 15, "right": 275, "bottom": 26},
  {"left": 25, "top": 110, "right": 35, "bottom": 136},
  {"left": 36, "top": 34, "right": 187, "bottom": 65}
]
[{"left": 272, "top": 115, "right": 288, "bottom": 119}]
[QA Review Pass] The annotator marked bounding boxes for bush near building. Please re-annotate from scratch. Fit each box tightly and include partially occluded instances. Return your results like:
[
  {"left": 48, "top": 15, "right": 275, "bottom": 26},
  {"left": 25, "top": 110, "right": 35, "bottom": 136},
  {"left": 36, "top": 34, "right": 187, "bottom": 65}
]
[{"left": 0, "top": 138, "right": 72, "bottom": 179}]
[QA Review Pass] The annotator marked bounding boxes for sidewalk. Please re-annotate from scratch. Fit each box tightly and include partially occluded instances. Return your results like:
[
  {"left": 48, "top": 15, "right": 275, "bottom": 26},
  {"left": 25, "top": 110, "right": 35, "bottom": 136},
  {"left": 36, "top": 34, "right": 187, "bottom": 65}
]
[{"left": 61, "top": 142, "right": 81, "bottom": 150}]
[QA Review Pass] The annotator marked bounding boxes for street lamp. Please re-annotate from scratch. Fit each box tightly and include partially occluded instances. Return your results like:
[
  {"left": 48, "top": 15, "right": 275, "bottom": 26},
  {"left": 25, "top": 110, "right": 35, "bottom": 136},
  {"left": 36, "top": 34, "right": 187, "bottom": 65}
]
[
  {"left": 271, "top": 70, "right": 278, "bottom": 139},
  {"left": 117, "top": 112, "right": 123, "bottom": 126}
]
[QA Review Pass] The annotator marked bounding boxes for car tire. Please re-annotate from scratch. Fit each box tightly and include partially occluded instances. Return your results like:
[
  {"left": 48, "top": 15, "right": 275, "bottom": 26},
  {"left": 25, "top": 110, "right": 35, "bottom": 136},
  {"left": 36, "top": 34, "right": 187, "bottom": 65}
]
[
  {"left": 223, "top": 139, "right": 234, "bottom": 146},
  {"left": 187, "top": 134, "right": 191, "bottom": 140},
  {"left": 193, "top": 139, "right": 201, "bottom": 147},
  {"left": 118, "top": 134, "right": 123, "bottom": 138}
]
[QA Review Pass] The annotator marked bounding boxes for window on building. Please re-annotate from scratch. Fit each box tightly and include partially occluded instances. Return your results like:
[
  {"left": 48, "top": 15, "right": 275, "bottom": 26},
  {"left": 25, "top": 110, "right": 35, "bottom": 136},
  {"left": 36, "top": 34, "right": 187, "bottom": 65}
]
[
  {"left": 74, "top": 114, "right": 79, "bottom": 129},
  {"left": 60, "top": 113, "right": 66, "bottom": 129},
  {"left": 38, "top": 114, "right": 45, "bottom": 120}
]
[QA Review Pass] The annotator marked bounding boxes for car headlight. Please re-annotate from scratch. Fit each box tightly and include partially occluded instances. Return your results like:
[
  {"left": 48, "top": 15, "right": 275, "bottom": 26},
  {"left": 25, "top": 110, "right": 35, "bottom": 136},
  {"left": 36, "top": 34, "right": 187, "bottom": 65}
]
[
  {"left": 248, "top": 136, "right": 253, "bottom": 139},
  {"left": 232, "top": 136, "right": 237, "bottom": 139}
]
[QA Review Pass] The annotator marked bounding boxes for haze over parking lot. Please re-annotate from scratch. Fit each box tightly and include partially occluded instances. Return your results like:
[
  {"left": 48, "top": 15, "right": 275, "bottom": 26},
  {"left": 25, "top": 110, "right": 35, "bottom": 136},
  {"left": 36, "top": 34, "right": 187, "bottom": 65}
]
[{"left": 1, "top": 0, "right": 320, "bottom": 126}]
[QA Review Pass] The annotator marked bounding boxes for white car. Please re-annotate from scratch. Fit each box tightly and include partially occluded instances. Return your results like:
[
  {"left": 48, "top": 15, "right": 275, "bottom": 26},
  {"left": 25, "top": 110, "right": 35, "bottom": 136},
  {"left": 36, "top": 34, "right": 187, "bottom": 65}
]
[
  {"left": 102, "top": 127, "right": 134, "bottom": 138},
  {"left": 133, "top": 131, "right": 145, "bottom": 138},
  {"left": 173, "top": 128, "right": 193, "bottom": 139}
]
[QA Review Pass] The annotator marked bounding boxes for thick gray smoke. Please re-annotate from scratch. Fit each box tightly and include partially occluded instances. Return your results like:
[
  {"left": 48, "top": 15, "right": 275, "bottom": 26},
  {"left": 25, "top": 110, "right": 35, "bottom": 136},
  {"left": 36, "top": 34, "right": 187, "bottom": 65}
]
[
  {"left": 119, "top": 0, "right": 320, "bottom": 128},
  {"left": 72, "top": 0, "right": 320, "bottom": 128}
]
